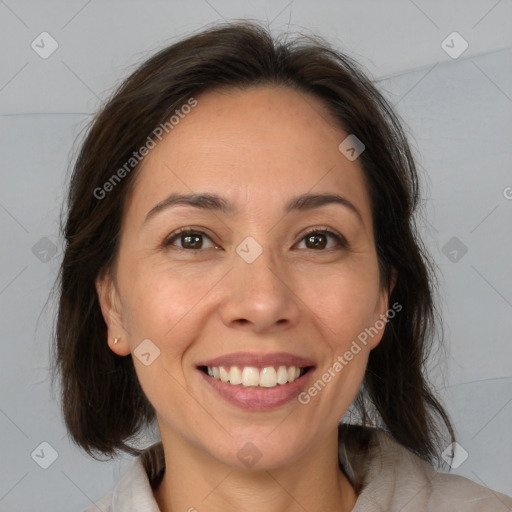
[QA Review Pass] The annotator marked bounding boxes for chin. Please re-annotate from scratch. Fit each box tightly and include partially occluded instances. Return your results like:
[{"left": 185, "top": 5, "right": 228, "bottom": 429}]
[{"left": 201, "top": 427, "right": 313, "bottom": 471}]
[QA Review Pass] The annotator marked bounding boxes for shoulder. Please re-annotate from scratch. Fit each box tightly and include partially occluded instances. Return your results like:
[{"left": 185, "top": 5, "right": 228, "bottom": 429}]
[
  {"left": 80, "top": 442, "right": 164, "bottom": 512},
  {"left": 339, "top": 424, "right": 512, "bottom": 511},
  {"left": 428, "top": 471, "right": 512, "bottom": 511},
  {"left": 82, "top": 491, "right": 114, "bottom": 512}
]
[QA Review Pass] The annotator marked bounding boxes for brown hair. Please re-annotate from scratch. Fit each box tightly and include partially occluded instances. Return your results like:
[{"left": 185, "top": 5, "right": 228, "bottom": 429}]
[{"left": 51, "top": 20, "right": 455, "bottom": 464}]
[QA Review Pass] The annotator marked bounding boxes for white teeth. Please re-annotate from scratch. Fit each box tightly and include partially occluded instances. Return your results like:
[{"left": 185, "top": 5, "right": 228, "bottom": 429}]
[
  {"left": 276, "top": 365, "right": 288, "bottom": 385},
  {"left": 242, "top": 367, "right": 260, "bottom": 386},
  {"left": 219, "top": 366, "right": 229, "bottom": 382},
  {"left": 205, "top": 365, "right": 306, "bottom": 388},
  {"left": 228, "top": 366, "right": 242, "bottom": 385},
  {"left": 259, "top": 367, "right": 277, "bottom": 387}
]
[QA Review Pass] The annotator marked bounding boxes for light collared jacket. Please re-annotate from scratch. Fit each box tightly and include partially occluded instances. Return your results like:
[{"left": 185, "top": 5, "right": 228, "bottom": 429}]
[{"left": 84, "top": 425, "right": 512, "bottom": 511}]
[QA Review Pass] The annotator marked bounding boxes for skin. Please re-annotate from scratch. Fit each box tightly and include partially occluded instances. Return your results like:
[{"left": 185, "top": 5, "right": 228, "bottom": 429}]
[{"left": 97, "top": 85, "right": 395, "bottom": 512}]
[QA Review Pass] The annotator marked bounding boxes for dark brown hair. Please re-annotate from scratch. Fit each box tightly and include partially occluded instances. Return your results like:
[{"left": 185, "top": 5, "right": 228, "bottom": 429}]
[{"left": 52, "top": 20, "right": 455, "bottom": 464}]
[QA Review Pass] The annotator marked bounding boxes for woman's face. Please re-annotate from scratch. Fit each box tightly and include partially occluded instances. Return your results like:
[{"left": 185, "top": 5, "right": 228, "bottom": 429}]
[{"left": 97, "top": 85, "right": 392, "bottom": 469}]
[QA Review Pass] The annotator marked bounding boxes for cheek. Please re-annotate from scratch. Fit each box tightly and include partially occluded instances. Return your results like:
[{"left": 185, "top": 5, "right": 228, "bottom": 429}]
[
  {"left": 123, "top": 269, "right": 210, "bottom": 423},
  {"left": 297, "top": 261, "right": 381, "bottom": 346},
  {"left": 120, "top": 263, "right": 213, "bottom": 341}
]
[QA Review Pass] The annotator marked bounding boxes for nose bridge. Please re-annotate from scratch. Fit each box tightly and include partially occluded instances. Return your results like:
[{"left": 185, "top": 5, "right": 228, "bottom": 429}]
[
  {"left": 219, "top": 237, "right": 300, "bottom": 331},
  {"left": 237, "top": 240, "right": 281, "bottom": 295},
  {"left": 234, "top": 237, "right": 283, "bottom": 301}
]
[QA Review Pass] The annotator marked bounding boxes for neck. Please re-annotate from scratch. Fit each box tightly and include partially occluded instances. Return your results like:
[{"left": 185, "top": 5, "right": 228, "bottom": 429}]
[{"left": 153, "top": 428, "right": 357, "bottom": 512}]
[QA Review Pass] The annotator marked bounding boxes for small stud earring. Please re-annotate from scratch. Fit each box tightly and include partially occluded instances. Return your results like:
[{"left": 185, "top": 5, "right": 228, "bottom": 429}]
[{"left": 113, "top": 337, "right": 119, "bottom": 345}]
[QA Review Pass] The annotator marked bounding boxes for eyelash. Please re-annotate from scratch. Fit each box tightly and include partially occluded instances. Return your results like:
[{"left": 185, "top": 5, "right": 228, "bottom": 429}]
[{"left": 162, "top": 226, "right": 348, "bottom": 252}]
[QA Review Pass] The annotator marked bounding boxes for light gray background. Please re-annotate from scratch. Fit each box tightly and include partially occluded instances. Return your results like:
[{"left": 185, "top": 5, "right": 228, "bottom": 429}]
[{"left": 0, "top": 1, "right": 511, "bottom": 511}]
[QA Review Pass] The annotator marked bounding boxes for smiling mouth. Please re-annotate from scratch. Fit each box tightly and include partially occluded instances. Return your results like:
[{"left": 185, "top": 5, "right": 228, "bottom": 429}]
[{"left": 198, "top": 365, "right": 313, "bottom": 388}]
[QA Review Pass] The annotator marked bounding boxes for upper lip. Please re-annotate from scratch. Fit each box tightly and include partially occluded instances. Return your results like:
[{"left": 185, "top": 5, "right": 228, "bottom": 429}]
[{"left": 197, "top": 351, "right": 316, "bottom": 370}]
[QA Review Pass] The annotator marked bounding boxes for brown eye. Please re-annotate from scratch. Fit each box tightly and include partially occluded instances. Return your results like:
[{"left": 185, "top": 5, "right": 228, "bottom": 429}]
[
  {"left": 164, "top": 229, "right": 216, "bottom": 250},
  {"left": 305, "top": 232, "right": 327, "bottom": 249},
  {"left": 180, "top": 233, "right": 203, "bottom": 249},
  {"left": 297, "top": 229, "right": 347, "bottom": 251}
]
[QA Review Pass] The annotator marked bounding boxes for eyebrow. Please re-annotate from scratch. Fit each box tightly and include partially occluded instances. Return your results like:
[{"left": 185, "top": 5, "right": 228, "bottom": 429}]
[{"left": 144, "top": 192, "right": 363, "bottom": 224}]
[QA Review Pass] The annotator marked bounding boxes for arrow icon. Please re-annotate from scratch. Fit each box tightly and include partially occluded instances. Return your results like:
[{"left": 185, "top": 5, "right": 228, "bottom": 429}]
[
  {"left": 237, "top": 441, "right": 262, "bottom": 467},
  {"left": 442, "top": 236, "right": 467, "bottom": 263},
  {"left": 339, "top": 134, "right": 365, "bottom": 161},
  {"left": 134, "top": 339, "right": 161, "bottom": 366},
  {"left": 31, "top": 441, "right": 59, "bottom": 468},
  {"left": 236, "top": 237, "right": 263, "bottom": 263},
  {"left": 32, "top": 236, "right": 57, "bottom": 262},
  {"left": 441, "top": 32, "right": 468, "bottom": 59},
  {"left": 31, "top": 31, "right": 59, "bottom": 59}
]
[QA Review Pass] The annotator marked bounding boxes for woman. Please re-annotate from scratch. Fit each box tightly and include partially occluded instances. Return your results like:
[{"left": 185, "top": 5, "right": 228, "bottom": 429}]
[{"left": 52, "top": 21, "right": 512, "bottom": 511}]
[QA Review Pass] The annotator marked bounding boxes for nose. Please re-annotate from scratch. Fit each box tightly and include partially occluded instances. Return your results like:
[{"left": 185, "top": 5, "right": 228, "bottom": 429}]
[{"left": 218, "top": 245, "right": 301, "bottom": 334}]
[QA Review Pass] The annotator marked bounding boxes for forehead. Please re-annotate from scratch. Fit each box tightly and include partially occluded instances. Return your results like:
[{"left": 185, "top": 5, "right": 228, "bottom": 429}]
[{"left": 127, "top": 85, "right": 372, "bottom": 225}]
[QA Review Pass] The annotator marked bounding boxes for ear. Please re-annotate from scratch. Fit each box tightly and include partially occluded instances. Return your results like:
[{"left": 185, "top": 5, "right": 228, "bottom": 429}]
[
  {"left": 369, "top": 267, "right": 398, "bottom": 350},
  {"left": 95, "top": 270, "right": 131, "bottom": 356},
  {"left": 388, "top": 267, "right": 397, "bottom": 298}
]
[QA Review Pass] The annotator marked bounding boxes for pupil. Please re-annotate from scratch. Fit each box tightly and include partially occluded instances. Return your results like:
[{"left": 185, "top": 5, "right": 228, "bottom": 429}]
[
  {"left": 180, "top": 233, "right": 327, "bottom": 250},
  {"left": 183, "top": 234, "right": 201, "bottom": 249},
  {"left": 307, "top": 233, "right": 326, "bottom": 249}
]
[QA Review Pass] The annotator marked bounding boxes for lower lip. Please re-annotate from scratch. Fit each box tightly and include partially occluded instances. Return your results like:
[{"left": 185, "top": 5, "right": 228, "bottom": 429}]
[{"left": 198, "top": 369, "right": 314, "bottom": 410}]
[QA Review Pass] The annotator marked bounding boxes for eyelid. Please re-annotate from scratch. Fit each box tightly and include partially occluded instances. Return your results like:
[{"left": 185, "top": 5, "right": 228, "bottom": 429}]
[
  {"left": 295, "top": 226, "right": 349, "bottom": 249},
  {"left": 162, "top": 227, "right": 214, "bottom": 247}
]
